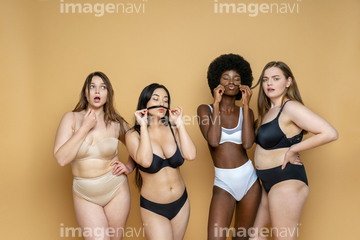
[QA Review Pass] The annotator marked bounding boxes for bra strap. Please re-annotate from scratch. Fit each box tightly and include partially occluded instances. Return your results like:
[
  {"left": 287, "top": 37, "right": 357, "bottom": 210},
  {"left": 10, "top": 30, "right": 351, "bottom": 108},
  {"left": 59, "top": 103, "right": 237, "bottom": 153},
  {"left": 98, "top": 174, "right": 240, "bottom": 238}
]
[
  {"left": 279, "top": 100, "right": 292, "bottom": 113},
  {"left": 169, "top": 124, "right": 179, "bottom": 146},
  {"left": 72, "top": 111, "right": 76, "bottom": 133}
]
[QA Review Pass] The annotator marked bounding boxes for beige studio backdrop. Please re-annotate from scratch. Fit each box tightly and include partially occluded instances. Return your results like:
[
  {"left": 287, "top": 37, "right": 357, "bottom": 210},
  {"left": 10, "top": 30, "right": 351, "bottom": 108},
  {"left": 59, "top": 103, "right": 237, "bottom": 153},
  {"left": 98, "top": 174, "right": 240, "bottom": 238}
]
[{"left": 1, "top": 0, "right": 359, "bottom": 239}]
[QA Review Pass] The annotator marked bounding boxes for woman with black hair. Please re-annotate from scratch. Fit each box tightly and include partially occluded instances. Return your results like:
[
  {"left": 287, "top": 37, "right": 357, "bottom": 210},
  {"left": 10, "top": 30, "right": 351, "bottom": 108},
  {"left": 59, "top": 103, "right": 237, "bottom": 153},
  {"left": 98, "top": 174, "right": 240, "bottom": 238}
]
[
  {"left": 125, "top": 83, "right": 196, "bottom": 240},
  {"left": 197, "top": 54, "right": 261, "bottom": 240},
  {"left": 54, "top": 72, "right": 134, "bottom": 240}
]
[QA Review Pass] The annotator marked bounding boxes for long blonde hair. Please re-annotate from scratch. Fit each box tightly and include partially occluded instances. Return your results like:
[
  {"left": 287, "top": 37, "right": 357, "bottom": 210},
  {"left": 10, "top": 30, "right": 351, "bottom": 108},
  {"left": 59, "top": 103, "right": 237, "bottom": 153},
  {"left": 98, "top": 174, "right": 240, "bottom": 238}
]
[{"left": 256, "top": 61, "right": 305, "bottom": 132}]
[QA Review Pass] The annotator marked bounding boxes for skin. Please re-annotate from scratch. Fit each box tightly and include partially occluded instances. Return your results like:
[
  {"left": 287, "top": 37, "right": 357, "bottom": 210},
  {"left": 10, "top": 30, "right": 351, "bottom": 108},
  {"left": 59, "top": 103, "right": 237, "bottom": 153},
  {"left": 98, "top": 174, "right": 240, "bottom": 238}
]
[
  {"left": 125, "top": 88, "right": 196, "bottom": 240},
  {"left": 250, "top": 67, "right": 338, "bottom": 240},
  {"left": 197, "top": 70, "right": 262, "bottom": 240},
  {"left": 53, "top": 76, "right": 134, "bottom": 240}
]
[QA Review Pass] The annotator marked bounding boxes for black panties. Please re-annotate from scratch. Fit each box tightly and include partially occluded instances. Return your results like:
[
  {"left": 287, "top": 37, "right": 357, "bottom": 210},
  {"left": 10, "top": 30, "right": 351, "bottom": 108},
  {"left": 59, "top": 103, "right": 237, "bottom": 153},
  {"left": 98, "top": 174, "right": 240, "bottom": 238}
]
[
  {"left": 256, "top": 164, "right": 308, "bottom": 193},
  {"left": 140, "top": 189, "right": 188, "bottom": 220}
]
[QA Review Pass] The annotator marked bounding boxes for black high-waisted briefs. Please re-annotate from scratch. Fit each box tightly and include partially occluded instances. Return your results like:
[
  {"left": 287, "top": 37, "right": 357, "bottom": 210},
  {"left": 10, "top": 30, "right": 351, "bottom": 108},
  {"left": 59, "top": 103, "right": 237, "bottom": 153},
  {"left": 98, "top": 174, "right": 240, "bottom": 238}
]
[{"left": 256, "top": 164, "right": 308, "bottom": 193}]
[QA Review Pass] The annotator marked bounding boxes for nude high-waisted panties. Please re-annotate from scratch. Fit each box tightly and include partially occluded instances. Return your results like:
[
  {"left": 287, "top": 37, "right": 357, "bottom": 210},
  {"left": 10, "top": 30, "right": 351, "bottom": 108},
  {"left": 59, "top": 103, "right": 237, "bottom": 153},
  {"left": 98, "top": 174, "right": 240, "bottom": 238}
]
[{"left": 73, "top": 170, "right": 126, "bottom": 207}]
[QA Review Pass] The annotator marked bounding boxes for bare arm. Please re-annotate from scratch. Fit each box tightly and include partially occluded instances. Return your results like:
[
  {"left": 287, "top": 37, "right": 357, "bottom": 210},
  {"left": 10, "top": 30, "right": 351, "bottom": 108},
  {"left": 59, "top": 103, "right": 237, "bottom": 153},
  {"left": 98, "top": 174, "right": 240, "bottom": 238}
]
[
  {"left": 125, "top": 109, "right": 153, "bottom": 168},
  {"left": 281, "top": 101, "right": 339, "bottom": 169},
  {"left": 197, "top": 84, "right": 225, "bottom": 147},
  {"left": 170, "top": 106, "right": 196, "bottom": 161},
  {"left": 53, "top": 110, "right": 96, "bottom": 166},
  {"left": 240, "top": 85, "right": 255, "bottom": 149}
]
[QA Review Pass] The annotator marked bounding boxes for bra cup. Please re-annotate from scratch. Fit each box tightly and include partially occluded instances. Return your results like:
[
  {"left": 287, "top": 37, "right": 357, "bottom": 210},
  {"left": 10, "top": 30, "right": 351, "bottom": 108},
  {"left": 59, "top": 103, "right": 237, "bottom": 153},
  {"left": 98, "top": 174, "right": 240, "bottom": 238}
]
[{"left": 75, "top": 137, "right": 118, "bottom": 161}]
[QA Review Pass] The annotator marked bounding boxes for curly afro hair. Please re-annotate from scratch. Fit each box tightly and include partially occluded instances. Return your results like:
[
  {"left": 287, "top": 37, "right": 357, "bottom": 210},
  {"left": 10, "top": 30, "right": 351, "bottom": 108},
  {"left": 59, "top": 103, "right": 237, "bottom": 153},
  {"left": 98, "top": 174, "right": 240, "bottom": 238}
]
[{"left": 207, "top": 53, "right": 253, "bottom": 100}]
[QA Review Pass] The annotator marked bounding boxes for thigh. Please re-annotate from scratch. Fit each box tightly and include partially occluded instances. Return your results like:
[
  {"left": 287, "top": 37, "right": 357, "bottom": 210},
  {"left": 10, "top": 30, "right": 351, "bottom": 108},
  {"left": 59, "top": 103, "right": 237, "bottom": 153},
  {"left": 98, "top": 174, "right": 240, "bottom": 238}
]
[
  {"left": 171, "top": 198, "right": 190, "bottom": 240},
  {"left": 249, "top": 186, "right": 270, "bottom": 240},
  {"left": 140, "top": 206, "right": 174, "bottom": 240},
  {"left": 268, "top": 180, "right": 309, "bottom": 240},
  {"left": 104, "top": 178, "right": 131, "bottom": 240},
  {"left": 208, "top": 186, "right": 237, "bottom": 240},
  {"left": 233, "top": 180, "right": 262, "bottom": 240},
  {"left": 73, "top": 191, "right": 110, "bottom": 240}
]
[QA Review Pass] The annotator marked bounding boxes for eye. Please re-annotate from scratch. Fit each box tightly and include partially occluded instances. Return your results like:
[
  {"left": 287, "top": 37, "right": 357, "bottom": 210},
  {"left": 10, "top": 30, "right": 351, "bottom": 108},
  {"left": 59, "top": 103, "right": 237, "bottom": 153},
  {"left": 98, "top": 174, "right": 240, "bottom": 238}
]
[
  {"left": 262, "top": 78, "right": 268, "bottom": 82},
  {"left": 90, "top": 85, "right": 95, "bottom": 89},
  {"left": 275, "top": 78, "right": 280, "bottom": 81},
  {"left": 101, "top": 86, "right": 106, "bottom": 90}
]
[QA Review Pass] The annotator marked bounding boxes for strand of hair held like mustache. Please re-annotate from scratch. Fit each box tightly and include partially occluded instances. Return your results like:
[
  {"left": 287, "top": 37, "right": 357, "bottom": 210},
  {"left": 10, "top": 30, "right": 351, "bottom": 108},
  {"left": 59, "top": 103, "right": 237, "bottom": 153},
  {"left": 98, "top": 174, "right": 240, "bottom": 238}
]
[{"left": 146, "top": 105, "right": 170, "bottom": 110}]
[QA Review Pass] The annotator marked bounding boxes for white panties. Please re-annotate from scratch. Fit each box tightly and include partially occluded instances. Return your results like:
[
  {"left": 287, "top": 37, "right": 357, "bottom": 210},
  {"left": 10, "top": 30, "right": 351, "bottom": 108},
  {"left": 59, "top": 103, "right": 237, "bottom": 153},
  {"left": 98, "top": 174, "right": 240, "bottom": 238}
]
[{"left": 214, "top": 159, "right": 257, "bottom": 201}]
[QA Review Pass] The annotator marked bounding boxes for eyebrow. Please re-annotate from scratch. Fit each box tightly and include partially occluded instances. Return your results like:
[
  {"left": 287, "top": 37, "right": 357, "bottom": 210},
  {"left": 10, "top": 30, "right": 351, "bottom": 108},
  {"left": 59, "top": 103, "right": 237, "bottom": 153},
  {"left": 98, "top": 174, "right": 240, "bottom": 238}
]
[
  {"left": 222, "top": 73, "right": 240, "bottom": 77},
  {"left": 152, "top": 94, "right": 168, "bottom": 98}
]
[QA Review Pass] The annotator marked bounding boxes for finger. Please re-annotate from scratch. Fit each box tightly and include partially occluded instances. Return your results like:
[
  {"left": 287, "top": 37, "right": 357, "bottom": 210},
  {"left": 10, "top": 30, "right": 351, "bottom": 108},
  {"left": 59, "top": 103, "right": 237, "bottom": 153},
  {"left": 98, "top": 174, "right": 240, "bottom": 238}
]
[{"left": 281, "top": 160, "right": 288, "bottom": 170}]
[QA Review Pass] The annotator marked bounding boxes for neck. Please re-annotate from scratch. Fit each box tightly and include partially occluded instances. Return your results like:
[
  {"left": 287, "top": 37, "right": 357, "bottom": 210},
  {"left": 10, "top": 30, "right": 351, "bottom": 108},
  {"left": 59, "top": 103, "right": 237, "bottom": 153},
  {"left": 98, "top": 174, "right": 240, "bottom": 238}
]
[
  {"left": 87, "top": 106, "right": 105, "bottom": 118},
  {"left": 149, "top": 115, "right": 164, "bottom": 128},
  {"left": 219, "top": 95, "right": 237, "bottom": 112},
  {"left": 269, "top": 96, "right": 287, "bottom": 108}
]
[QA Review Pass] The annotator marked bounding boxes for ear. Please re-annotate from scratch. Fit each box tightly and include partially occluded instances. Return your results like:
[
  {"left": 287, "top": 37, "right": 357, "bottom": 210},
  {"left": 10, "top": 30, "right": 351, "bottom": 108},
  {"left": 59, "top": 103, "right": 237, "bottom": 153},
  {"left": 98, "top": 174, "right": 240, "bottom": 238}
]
[{"left": 286, "top": 77, "right": 292, "bottom": 88}]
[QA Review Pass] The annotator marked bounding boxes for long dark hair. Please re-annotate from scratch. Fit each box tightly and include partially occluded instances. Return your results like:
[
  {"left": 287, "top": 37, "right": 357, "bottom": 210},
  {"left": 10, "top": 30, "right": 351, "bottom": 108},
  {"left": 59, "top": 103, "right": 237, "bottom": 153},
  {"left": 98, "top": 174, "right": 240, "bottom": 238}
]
[
  {"left": 132, "top": 83, "right": 171, "bottom": 190},
  {"left": 73, "top": 72, "right": 128, "bottom": 141},
  {"left": 256, "top": 62, "right": 306, "bottom": 133}
]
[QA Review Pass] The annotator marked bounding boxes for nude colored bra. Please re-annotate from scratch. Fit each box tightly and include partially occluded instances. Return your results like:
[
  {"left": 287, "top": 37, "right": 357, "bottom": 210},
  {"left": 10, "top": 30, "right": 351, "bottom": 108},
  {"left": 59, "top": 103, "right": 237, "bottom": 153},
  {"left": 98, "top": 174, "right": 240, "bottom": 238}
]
[
  {"left": 74, "top": 137, "right": 119, "bottom": 161},
  {"left": 72, "top": 112, "right": 119, "bottom": 161},
  {"left": 208, "top": 105, "right": 243, "bottom": 145}
]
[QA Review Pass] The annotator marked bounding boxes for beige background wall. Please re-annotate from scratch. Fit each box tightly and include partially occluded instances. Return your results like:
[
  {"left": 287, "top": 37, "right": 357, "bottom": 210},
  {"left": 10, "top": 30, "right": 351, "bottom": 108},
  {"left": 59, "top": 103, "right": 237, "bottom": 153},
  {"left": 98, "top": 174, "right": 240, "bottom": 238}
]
[{"left": 1, "top": 0, "right": 359, "bottom": 239}]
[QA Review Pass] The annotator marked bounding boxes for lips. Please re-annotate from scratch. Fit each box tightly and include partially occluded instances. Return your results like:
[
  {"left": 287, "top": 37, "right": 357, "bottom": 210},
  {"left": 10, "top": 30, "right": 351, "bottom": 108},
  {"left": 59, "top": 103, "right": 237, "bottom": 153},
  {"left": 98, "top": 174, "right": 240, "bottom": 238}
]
[
  {"left": 228, "top": 85, "right": 235, "bottom": 90},
  {"left": 267, "top": 88, "right": 275, "bottom": 92},
  {"left": 94, "top": 96, "right": 101, "bottom": 103}
]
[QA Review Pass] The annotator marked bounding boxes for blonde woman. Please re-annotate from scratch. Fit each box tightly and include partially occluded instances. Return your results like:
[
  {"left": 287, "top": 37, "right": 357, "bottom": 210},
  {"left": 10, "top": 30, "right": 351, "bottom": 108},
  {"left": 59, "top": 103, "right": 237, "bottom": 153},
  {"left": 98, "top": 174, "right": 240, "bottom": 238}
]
[{"left": 251, "top": 62, "right": 338, "bottom": 240}]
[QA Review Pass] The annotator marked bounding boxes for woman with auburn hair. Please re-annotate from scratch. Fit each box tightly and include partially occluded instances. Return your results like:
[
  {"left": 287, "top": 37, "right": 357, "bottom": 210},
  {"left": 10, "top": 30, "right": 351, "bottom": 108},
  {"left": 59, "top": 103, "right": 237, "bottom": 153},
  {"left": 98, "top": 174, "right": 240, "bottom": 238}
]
[
  {"left": 251, "top": 62, "right": 338, "bottom": 240},
  {"left": 125, "top": 83, "right": 196, "bottom": 240},
  {"left": 197, "top": 53, "right": 261, "bottom": 240},
  {"left": 54, "top": 72, "right": 134, "bottom": 240}
]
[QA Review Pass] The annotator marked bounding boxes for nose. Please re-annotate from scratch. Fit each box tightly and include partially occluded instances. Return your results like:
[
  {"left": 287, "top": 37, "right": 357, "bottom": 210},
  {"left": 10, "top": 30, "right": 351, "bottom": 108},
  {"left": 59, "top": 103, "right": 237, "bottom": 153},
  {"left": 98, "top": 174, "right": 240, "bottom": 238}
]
[
  {"left": 229, "top": 77, "right": 235, "bottom": 84},
  {"left": 95, "top": 87, "right": 100, "bottom": 93}
]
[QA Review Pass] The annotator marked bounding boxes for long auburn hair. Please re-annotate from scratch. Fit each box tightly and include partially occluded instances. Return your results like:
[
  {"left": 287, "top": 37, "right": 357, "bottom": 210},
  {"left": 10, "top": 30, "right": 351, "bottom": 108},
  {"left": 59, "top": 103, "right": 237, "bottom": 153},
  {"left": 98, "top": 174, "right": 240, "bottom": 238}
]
[
  {"left": 132, "top": 83, "right": 171, "bottom": 190},
  {"left": 73, "top": 72, "right": 128, "bottom": 141},
  {"left": 256, "top": 62, "right": 305, "bottom": 132}
]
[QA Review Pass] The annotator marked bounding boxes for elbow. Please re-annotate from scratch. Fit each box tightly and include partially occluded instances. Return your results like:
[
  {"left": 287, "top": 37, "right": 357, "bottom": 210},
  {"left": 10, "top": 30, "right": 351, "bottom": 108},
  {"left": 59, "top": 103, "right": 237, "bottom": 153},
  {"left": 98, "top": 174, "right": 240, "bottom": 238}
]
[
  {"left": 136, "top": 155, "right": 152, "bottom": 168},
  {"left": 208, "top": 140, "right": 220, "bottom": 148},
  {"left": 243, "top": 144, "right": 253, "bottom": 150},
  {"left": 185, "top": 151, "right": 197, "bottom": 161},
  {"left": 242, "top": 141, "right": 254, "bottom": 149},
  {"left": 56, "top": 158, "right": 67, "bottom": 167},
  {"left": 58, "top": 161, "right": 67, "bottom": 167},
  {"left": 329, "top": 128, "right": 339, "bottom": 142},
  {"left": 54, "top": 153, "right": 68, "bottom": 167}
]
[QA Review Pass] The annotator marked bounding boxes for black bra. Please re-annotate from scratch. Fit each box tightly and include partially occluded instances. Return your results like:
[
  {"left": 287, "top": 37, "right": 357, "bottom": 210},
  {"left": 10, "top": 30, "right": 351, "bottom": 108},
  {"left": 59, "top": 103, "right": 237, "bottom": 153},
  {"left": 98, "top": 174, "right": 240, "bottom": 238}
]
[
  {"left": 256, "top": 100, "right": 303, "bottom": 150},
  {"left": 137, "top": 125, "right": 184, "bottom": 174}
]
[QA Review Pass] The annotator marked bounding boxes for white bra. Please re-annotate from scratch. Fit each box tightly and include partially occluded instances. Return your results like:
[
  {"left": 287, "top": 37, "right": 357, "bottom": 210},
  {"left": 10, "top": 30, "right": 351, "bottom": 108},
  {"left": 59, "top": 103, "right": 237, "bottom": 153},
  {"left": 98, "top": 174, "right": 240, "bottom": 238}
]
[{"left": 208, "top": 105, "right": 243, "bottom": 145}]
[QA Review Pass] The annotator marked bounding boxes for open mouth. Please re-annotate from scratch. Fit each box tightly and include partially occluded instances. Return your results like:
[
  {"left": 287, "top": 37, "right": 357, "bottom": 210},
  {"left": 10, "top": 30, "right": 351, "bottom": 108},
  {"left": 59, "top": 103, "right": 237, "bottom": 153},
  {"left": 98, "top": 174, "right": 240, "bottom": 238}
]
[
  {"left": 94, "top": 96, "right": 101, "bottom": 103},
  {"left": 267, "top": 88, "right": 275, "bottom": 92}
]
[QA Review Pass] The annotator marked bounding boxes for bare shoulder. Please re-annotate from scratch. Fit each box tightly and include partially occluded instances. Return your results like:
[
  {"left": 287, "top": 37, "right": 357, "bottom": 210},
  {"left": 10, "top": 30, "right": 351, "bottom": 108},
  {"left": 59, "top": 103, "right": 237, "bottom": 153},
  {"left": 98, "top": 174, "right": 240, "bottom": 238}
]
[
  {"left": 197, "top": 104, "right": 211, "bottom": 115},
  {"left": 126, "top": 128, "right": 140, "bottom": 139},
  {"left": 59, "top": 111, "right": 76, "bottom": 128},
  {"left": 282, "top": 100, "right": 310, "bottom": 116}
]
